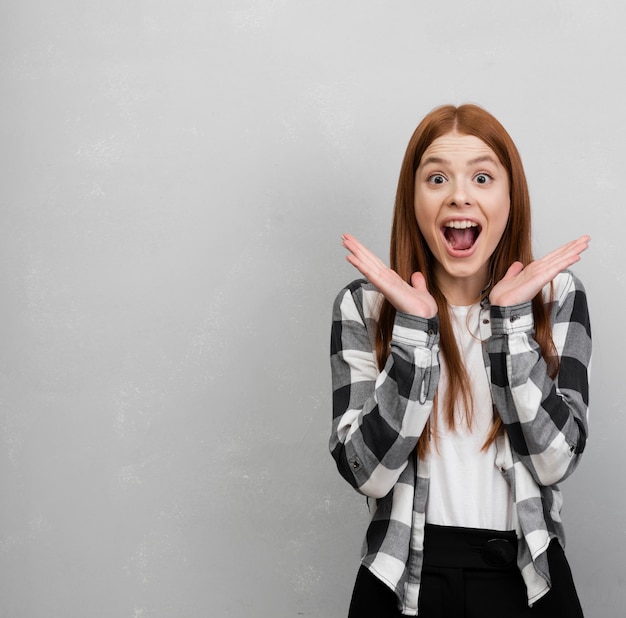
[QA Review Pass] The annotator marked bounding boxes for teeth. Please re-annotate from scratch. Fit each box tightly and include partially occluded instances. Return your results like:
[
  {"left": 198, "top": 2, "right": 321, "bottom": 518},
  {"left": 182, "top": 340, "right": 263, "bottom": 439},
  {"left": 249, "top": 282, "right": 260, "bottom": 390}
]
[{"left": 444, "top": 220, "right": 478, "bottom": 229}]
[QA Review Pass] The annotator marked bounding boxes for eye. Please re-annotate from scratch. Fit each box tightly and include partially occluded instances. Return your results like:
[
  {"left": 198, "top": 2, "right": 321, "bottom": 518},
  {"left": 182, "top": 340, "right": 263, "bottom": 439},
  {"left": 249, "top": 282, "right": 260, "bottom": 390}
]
[
  {"left": 428, "top": 174, "right": 446, "bottom": 185},
  {"left": 474, "top": 173, "right": 492, "bottom": 185}
]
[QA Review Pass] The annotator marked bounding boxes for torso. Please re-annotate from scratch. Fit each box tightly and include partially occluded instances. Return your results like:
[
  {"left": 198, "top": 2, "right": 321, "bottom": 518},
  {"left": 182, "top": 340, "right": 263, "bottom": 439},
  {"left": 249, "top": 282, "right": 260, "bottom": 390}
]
[{"left": 425, "top": 303, "right": 514, "bottom": 531}]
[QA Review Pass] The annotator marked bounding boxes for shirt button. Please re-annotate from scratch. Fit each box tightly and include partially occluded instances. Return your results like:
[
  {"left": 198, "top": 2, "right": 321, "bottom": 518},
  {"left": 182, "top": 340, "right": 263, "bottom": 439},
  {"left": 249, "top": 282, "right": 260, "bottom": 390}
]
[
  {"left": 482, "top": 319, "right": 490, "bottom": 324},
  {"left": 351, "top": 458, "right": 361, "bottom": 470},
  {"left": 509, "top": 315, "right": 520, "bottom": 322}
]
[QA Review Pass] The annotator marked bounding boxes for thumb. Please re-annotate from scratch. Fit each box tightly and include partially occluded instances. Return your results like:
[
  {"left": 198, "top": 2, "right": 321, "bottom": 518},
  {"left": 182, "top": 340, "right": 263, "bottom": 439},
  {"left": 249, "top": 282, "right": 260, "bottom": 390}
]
[
  {"left": 410, "top": 271, "right": 427, "bottom": 290},
  {"left": 502, "top": 261, "right": 524, "bottom": 282}
]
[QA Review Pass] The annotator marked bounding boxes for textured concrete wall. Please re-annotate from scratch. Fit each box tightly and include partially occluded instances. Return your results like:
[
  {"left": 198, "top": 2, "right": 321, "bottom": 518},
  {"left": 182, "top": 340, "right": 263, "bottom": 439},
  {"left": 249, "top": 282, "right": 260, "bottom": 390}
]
[{"left": 0, "top": 1, "right": 624, "bottom": 616}]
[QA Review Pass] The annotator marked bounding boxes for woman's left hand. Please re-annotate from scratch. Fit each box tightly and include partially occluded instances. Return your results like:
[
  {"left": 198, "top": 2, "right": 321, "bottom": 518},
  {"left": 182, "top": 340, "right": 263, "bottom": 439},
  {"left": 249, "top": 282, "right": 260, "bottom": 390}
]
[{"left": 489, "top": 235, "right": 590, "bottom": 307}]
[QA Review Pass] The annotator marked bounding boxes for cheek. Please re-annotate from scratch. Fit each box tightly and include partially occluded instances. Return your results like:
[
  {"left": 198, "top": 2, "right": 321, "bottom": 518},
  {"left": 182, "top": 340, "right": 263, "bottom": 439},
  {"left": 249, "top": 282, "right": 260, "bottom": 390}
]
[
  {"left": 491, "top": 201, "right": 511, "bottom": 243},
  {"left": 414, "top": 197, "right": 437, "bottom": 237},
  {"left": 414, "top": 213, "right": 437, "bottom": 248}
]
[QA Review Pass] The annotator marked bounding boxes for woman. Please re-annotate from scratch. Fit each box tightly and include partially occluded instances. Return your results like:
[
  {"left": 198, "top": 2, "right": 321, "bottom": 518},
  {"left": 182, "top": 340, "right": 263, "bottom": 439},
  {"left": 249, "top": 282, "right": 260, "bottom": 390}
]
[{"left": 329, "top": 104, "right": 590, "bottom": 617}]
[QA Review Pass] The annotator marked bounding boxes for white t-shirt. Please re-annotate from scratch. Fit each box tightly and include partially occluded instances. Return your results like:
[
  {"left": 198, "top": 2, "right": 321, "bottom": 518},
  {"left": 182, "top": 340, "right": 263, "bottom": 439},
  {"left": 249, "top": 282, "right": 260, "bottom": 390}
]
[{"left": 425, "top": 303, "right": 514, "bottom": 531}]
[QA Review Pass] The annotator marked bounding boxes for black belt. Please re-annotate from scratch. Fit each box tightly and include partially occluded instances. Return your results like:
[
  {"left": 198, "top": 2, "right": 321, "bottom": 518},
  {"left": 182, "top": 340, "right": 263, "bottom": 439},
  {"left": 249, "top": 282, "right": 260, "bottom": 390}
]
[{"left": 423, "top": 523, "right": 518, "bottom": 570}]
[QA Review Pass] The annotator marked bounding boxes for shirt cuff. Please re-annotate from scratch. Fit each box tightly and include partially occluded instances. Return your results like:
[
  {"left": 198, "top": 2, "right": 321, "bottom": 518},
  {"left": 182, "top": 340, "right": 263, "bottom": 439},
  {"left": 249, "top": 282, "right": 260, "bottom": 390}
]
[
  {"left": 392, "top": 311, "right": 439, "bottom": 347},
  {"left": 489, "top": 301, "right": 534, "bottom": 335}
]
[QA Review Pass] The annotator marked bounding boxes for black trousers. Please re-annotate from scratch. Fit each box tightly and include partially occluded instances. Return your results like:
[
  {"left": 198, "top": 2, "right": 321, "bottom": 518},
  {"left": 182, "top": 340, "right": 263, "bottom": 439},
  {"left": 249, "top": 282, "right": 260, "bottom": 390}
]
[{"left": 348, "top": 525, "right": 584, "bottom": 618}]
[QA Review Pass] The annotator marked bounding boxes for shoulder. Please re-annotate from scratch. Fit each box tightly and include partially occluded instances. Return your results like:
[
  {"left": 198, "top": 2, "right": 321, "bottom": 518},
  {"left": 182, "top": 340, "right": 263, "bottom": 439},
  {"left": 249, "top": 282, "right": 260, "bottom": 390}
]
[
  {"left": 545, "top": 270, "right": 590, "bottom": 333},
  {"left": 546, "top": 270, "right": 587, "bottom": 306},
  {"left": 333, "top": 279, "right": 384, "bottom": 324}
]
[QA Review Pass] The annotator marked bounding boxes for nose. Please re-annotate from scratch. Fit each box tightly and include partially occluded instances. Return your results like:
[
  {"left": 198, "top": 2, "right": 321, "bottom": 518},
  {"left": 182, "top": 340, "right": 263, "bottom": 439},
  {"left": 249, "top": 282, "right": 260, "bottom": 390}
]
[{"left": 448, "top": 180, "right": 472, "bottom": 208}]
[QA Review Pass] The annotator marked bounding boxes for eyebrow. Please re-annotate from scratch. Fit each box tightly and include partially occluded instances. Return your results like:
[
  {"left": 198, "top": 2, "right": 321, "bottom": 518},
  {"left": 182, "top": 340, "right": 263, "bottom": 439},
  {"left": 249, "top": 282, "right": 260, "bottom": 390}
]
[
  {"left": 420, "top": 155, "right": 499, "bottom": 167},
  {"left": 468, "top": 155, "right": 499, "bottom": 166}
]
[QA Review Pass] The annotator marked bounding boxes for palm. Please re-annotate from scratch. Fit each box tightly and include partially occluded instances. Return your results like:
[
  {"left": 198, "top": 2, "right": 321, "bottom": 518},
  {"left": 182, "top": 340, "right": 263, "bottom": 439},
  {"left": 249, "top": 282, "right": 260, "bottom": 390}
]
[
  {"left": 341, "top": 234, "right": 438, "bottom": 318},
  {"left": 490, "top": 236, "right": 590, "bottom": 306}
]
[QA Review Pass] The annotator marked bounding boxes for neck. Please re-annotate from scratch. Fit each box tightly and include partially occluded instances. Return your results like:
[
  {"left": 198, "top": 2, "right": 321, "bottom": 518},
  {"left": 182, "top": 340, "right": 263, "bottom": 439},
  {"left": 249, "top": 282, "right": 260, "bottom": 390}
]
[{"left": 434, "top": 265, "right": 489, "bottom": 306}]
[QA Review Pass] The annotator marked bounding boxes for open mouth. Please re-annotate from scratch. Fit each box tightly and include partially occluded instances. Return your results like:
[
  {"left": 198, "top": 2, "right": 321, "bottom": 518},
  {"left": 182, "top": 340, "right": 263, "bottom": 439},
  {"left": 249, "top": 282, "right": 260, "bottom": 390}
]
[{"left": 442, "top": 220, "right": 481, "bottom": 251}]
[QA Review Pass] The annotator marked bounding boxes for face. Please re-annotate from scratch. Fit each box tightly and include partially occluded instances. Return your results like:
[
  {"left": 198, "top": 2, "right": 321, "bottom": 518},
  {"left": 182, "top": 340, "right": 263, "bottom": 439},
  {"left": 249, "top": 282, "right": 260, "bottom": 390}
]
[{"left": 414, "top": 132, "right": 510, "bottom": 302}]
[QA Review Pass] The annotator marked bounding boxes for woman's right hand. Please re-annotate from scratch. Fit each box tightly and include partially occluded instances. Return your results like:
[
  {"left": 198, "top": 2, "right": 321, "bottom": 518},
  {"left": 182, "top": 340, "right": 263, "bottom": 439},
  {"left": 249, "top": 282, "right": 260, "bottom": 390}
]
[{"left": 342, "top": 234, "right": 438, "bottom": 318}]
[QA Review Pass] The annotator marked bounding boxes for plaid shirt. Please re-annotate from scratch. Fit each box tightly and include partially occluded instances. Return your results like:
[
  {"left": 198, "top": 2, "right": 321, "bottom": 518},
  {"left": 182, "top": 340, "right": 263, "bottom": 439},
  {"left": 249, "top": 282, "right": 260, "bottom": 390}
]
[{"left": 329, "top": 271, "right": 591, "bottom": 615}]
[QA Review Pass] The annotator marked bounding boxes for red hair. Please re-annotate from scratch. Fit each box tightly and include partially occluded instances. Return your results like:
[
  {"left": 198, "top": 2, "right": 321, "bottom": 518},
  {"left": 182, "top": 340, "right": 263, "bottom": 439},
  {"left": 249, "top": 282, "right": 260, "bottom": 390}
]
[{"left": 375, "top": 104, "right": 557, "bottom": 457}]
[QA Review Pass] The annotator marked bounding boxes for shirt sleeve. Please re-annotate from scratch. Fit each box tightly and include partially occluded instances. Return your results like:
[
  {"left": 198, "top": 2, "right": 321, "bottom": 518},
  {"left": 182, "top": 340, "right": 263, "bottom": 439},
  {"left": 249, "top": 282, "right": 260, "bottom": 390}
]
[
  {"left": 329, "top": 280, "right": 440, "bottom": 499},
  {"left": 487, "top": 271, "right": 591, "bottom": 486}
]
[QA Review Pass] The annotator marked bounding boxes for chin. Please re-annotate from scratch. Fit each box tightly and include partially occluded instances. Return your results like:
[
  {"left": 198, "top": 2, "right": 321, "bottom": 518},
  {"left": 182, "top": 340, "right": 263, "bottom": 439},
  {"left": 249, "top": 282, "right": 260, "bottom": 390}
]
[{"left": 439, "top": 257, "right": 489, "bottom": 282}]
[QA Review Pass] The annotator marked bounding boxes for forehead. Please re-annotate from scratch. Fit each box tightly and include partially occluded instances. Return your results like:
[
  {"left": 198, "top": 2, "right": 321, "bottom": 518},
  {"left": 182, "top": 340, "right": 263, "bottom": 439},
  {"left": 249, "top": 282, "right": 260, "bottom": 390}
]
[{"left": 419, "top": 132, "right": 500, "bottom": 166}]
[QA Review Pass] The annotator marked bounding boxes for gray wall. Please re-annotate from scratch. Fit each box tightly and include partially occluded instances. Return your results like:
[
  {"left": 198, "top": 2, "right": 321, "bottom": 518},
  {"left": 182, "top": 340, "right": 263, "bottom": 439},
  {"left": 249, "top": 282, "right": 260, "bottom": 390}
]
[{"left": 1, "top": 1, "right": 624, "bottom": 616}]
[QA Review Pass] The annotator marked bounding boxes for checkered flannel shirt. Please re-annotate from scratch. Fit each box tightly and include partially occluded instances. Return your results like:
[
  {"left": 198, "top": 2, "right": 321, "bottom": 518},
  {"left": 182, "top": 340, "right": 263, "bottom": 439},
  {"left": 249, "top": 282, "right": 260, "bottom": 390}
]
[{"left": 329, "top": 270, "right": 591, "bottom": 615}]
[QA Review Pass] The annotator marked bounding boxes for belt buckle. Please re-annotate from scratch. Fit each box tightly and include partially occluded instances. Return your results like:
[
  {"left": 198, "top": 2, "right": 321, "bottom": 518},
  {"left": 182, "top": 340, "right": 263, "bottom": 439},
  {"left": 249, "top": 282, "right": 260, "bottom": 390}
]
[{"left": 480, "top": 538, "right": 516, "bottom": 567}]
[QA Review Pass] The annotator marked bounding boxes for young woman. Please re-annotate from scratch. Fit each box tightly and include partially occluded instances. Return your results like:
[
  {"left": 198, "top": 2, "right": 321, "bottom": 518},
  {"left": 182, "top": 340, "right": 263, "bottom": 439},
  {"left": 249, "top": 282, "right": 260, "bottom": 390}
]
[{"left": 329, "top": 104, "right": 591, "bottom": 617}]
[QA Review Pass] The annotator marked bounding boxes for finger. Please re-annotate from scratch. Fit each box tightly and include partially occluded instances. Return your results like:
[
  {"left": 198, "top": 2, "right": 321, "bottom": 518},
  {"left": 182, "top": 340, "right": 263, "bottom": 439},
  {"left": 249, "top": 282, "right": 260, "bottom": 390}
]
[
  {"left": 345, "top": 252, "right": 383, "bottom": 280},
  {"left": 532, "top": 236, "right": 590, "bottom": 277},
  {"left": 540, "top": 252, "right": 583, "bottom": 279},
  {"left": 342, "top": 234, "right": 371, "bottom": 266},
  {"left": 342, "top": 234, "right": 396, "bottom": 287},
  {"left": 342, "top": 234, "right": 386, "bottom": 269},
  {"left": 410, "top": 271, "right": 427, "bottom": 291},
  {"left": 538, "top": 235, "right": 590, "bottom": 264},
  {"left": 522, "top": 237, "right": 589, "bottom": 285},
  {"left": 501, "top": 261, "right": 524, "bottom": 282}
]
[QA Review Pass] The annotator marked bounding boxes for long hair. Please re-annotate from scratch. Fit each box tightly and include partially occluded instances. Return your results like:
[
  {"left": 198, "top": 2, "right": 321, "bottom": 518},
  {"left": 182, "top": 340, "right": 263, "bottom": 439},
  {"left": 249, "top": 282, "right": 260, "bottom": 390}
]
[{"left": 375, "top": 104, "right": 558, "bottom": 458}]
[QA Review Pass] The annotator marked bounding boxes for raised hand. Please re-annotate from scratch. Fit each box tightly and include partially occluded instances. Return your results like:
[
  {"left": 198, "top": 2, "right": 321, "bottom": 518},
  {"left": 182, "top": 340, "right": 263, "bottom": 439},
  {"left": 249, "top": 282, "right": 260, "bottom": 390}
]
[
  {"left": 342, "top": 234, "right": 438, "bottom": 318},
  {"left": 489, "top": 235, "right": 590, "bottom": 307}
]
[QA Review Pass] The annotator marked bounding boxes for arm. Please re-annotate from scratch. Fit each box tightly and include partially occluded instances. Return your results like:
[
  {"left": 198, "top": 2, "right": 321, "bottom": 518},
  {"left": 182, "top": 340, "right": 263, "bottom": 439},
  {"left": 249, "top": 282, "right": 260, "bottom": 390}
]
[
  {"left": 329, "top": 280, "right": 439, "bottom": 498},
  {"left": 487, "top": 271, "right": 591, "bottom": 486}
]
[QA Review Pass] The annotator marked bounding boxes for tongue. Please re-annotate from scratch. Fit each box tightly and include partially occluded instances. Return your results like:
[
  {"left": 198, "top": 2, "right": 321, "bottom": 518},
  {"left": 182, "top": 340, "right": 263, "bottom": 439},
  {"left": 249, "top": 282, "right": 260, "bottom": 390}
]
[{"left": 446, "top": 228, "right": 475, "bottom": 251}]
